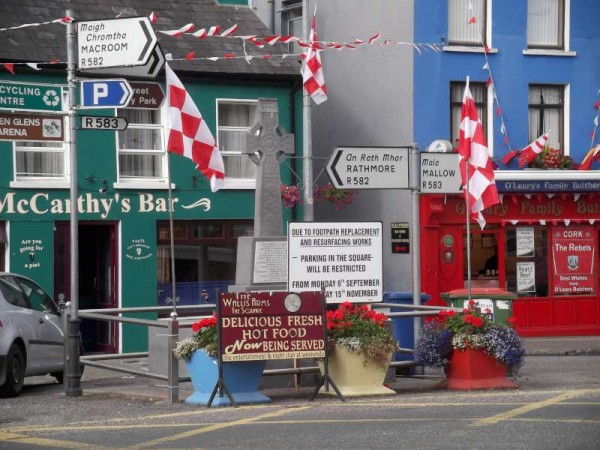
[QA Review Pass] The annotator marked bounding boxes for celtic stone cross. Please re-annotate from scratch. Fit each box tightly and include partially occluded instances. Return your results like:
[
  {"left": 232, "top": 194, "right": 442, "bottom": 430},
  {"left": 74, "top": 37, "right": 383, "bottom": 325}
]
[{"left": 246, "top": 98, "right": 295, "bottom": 237}]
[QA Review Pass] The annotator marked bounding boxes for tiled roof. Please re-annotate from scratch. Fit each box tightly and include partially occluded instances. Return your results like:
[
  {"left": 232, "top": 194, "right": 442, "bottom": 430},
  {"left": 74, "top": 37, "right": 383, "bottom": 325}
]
[{"left": 0, "top": 0, "right": 301, "bottom": 79}]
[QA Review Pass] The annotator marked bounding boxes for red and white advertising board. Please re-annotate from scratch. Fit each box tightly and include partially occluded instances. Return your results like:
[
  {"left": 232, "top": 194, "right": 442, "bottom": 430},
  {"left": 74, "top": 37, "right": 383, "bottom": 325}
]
[{"left": 552, "top": 226, "right": 596, "bottom": 296}]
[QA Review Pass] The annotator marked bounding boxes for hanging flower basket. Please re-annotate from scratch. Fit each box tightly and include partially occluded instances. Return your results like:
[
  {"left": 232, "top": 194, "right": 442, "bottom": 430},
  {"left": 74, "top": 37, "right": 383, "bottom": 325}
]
[
  {"left": 280, "top": 184, "right": 302, "bottom": 208},
  {"left": 314, "top": 183, "right": 357, "bottom": 210}
]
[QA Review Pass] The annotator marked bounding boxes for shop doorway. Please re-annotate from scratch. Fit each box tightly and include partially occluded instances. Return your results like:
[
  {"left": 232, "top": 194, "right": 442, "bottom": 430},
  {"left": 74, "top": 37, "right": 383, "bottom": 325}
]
[
  {"left": 463, "top": 227, "right": 502, "bottom": 289},
  {"left": 54, "top": 222, "right": 119, "bottom": 353}
]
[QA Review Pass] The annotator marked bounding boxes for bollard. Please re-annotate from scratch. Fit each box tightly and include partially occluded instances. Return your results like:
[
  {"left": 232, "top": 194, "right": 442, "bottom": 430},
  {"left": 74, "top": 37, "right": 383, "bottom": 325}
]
[{"left": 65, "top": 316, "right": 83, "bottom": 397}]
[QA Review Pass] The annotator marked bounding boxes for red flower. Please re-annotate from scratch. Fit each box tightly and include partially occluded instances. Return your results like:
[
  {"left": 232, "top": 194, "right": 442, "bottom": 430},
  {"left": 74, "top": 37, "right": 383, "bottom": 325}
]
[
  {"left": 507, "top": 316, "right": 517, "bottom": 326},
  {"left": 439, "top": 310, "right": 447, "bottom": 317},
  {"left": 447, "top": 310, "right": 456, "bottom": 317},
  {"left": 472, "top": 317, "right": 484, "bottom": 328},
  {"left": 464, "top": 315, "right": 474, "bottom": 324},
  {"left": 468, "top": 300, "right": 476, "bottom": 307}
]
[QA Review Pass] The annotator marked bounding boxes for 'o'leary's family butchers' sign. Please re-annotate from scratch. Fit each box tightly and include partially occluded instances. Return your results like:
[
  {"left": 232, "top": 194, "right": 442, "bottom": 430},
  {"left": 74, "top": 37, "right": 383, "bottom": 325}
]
[
  {"left": 0, "top": 192, "right": 211, "bottom": 218},
  {"left": 220, "top": 291, "right": 326, "bottom": 362}
]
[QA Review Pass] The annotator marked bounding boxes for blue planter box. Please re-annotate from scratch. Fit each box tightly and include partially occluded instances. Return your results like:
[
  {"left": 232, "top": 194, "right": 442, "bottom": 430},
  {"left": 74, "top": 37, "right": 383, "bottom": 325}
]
[{"left": 185, "top": 350, "right": 270, "bottom": 406}]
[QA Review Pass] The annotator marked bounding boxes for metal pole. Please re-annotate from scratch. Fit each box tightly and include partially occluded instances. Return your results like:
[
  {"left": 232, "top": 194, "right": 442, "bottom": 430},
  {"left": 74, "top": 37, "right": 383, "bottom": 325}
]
[
  {"left": 65, "top": 9, "right": 82, "bottom": 397},
  {"left": 167, "top": 318, "right": 179, "bottom": 404},
  {"left": 410, "top": 143, "right": 423, "bottom": 376},
  {"left": 302, "top": 0, "right": 314, "bottom": 221}
]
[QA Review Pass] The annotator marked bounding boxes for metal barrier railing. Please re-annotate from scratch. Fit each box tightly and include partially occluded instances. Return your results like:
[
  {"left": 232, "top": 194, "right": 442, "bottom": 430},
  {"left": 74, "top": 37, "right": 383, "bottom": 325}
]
[{"left": 69, "top": 301, "right": 458, "bottom": 404}]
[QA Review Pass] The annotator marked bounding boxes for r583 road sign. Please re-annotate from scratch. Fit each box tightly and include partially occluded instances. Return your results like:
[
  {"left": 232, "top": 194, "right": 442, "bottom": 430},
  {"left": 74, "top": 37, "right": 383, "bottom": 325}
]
[
  {"left": 80, "top": 115, "right": 128, "bottom": 131},
  {"left": 80, "top": 79, "right": 132, "bottom": 108}
]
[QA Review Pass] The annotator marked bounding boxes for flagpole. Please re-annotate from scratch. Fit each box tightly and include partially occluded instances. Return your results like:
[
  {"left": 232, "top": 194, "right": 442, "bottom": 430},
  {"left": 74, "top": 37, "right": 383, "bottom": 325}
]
[
  {"left": 165, "top": 63, "right": 178, "bottom": 319},
  {"left": 464, "top": 77, "right": 472, "bottom": 302}
]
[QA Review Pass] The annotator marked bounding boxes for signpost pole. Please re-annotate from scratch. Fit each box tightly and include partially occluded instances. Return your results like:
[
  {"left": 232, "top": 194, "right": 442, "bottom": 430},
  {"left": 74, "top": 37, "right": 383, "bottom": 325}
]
[
  {"left": 302, "top": 0, "right": 314, "bottom": 222},
  {"left": 410, "top": 143, "right": 424, "bottom": 376},
  {"left": 65, "top": 10, "right": 82, "bottom": 398}
]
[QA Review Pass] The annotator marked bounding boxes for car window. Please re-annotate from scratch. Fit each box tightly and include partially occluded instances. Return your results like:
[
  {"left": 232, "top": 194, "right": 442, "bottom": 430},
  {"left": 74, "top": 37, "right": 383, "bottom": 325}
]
[
  {"left": 0, "top": 276, "right": 29, "bottom": 308},
  {"left": 16, "top": 277, "right": 57, "bottom": 314}
]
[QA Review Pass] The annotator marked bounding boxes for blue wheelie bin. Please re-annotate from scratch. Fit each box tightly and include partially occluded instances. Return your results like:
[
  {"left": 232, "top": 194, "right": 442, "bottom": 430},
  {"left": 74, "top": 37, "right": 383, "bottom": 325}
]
[{"left": 383, "top": 292, "right": 431, "bottom": 363}]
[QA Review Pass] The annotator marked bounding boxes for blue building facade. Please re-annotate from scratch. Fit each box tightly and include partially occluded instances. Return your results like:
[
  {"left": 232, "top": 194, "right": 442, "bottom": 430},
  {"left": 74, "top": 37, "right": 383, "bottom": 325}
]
[{"left": 414, "top": 0, "right": 600, "bottom": 336}]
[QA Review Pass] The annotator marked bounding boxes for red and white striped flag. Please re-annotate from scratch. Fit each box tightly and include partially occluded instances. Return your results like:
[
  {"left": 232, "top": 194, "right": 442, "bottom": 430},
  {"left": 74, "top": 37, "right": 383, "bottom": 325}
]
[
  {"left": 302, "top": 7, "right": 327, "bottom": 105},
  {"left": 458, "top": 78, "right": 499, "bottom": 229},
  {"left": 518, "top": 132, "right": 549, "bottom": 168},
  {"left": 166, "top": 63, "right": 225, "bottom": 192}
]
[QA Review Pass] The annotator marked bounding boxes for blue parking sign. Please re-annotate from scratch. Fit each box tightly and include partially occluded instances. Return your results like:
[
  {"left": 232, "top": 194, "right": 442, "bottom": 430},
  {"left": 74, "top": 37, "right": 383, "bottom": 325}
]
[{"left": 80, "top": 79, "right": 133, "bottom": 108}]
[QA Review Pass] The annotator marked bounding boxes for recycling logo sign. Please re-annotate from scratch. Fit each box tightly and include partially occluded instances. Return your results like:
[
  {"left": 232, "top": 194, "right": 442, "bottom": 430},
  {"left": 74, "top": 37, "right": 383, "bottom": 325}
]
[
  {"left": 0, "top": 80, "right": 64, "bottom": 112},
  {"left": 43, "top": 90, "right": 60, "bottom": 107}
]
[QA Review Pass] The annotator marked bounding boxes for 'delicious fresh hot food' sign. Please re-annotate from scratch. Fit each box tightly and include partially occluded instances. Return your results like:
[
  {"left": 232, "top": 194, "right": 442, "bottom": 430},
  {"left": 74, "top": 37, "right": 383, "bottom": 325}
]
[{"left": 219, "top": 291, "right": 326, "bottom": 362}]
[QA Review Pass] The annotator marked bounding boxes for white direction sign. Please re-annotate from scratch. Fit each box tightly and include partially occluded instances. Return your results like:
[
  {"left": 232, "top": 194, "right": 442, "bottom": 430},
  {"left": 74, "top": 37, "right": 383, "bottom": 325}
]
[
  {"left": 78, "top": 17, "right": 158, "bottom": 69},
  {"left": 326, "top": 146, "right": 409, "bottom": 189},
  {"left": 288, "top": 222, "right": 383, "bottom": 304},
  {"left": 420, "top": 152, "right": 462, "bottom": 194}
]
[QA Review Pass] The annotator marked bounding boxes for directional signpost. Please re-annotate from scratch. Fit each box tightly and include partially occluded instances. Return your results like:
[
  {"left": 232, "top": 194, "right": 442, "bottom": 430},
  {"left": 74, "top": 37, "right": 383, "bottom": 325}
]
[
  {"left": 80, "top": 115, "right": 128, "bottom": 131},
  {"left": 80, "top": 79, "right": 133, "bottom": 109},
  {"left": 88, "top": 46, "right": 166, "bottom": 79},
  {"left": 419, "top": 152, "right": 462, "bottom": 194},
  {"left": 77, "top": 17, "right": 158, "bottom": 70},
  {"left": 0, "top": 81, "right": 64, "bottom": 113},
  {"left": 325, "top": 146, "right": 410, "bottom": 189},
  {"left": 128, "top": 82, "right": 165, "bottom": 109},
  {"left": 0, "top": 113, "right": 64, "bottom": 142}
]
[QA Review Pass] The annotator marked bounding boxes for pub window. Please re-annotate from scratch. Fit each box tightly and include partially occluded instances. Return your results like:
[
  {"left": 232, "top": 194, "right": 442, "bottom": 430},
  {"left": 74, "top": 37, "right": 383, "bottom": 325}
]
[
  {"left": 505, "top": 227, "right": 549, "bottom": 297},
  {"left": 217, "top": 100, "right": 258, "bottom": 183},
  {"left": 156, "top": 220, "right": 253, "bottom": 316},
  {"left": 14, "top": 141, "right": 67, "bottom": 180},
  {"left": 448, "top": 0, "right": 487, "bottom": 47},
  {"left": 117, "top": 108, "right": 166, "bottom": 182}
]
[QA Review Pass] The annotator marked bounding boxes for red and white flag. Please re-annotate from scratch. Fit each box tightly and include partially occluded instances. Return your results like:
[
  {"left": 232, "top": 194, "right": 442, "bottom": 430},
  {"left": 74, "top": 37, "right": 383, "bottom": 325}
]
[
  {"left": 458, "top": 77, "right": 499, "bottom": 229},
  {"left": 302, "top": 7, "right": 327, "bottom": 105},
  {"left": 518, "top": 132, "right": 549, "bottom": 168},
  {"left": 166, "top": 63, "right": 224, "bottom": 192},
  {"left": 578, "top": 144, "right": 600, "bottom": 170}
]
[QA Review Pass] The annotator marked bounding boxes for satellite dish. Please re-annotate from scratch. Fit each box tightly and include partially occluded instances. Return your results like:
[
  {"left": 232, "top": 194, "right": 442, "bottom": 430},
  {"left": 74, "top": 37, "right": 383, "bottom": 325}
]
[{"left": 428, "top": 140, "right": 453, "bottom": 153}]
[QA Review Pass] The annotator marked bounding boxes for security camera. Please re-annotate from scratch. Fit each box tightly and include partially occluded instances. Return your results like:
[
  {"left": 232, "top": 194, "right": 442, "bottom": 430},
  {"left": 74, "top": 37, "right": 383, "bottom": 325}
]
[{"left": 99, "top": 179, "right": 108, "bottom": 193}]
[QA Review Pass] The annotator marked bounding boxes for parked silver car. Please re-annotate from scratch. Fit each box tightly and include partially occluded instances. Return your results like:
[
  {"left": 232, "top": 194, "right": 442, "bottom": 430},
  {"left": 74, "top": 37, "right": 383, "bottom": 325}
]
[{"left": 0, "top": 273, "right": 66, "bottom": 397}]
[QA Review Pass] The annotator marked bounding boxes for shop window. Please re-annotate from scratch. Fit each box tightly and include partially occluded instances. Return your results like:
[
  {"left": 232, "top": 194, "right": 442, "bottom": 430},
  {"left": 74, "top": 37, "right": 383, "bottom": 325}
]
[
  {"left": 505, "top": 227, "right": 549, "bottom": 297},
  {"left": 156, "top": 220, "right": 253, "bottom": 316},
  {"left": 451, "top": 81, "right": 488, "bottom": 148},
  {"left": 527, "top": 0, "right": 566, "bottom": 50},
  {"left": 117, "top": 109, "right": 166, "bottom": 182},
  {"left": 14, "top": 141, "right": 67, "bottom": 180},
  {"left": 448, "top": 0, "right": 487, "bottom": 47},
  {"left": 528, "top": 85, "right": 565, "bottom": 151},
  {"left": 217, "top": 100, "right": 258, "bottom": 185}
]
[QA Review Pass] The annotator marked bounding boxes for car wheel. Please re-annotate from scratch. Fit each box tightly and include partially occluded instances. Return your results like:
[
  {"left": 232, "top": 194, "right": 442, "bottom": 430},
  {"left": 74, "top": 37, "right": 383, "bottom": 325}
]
[{"left": 0, "top": 345, "right": 25, "bottom": 397}]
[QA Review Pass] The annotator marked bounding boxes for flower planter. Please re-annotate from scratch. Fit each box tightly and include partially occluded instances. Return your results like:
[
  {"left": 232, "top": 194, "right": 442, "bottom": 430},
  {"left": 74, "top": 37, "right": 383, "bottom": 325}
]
[
  {"left": 319, "top": 344, "right": 395, "bottom": 397},
  {"left": 440, "top": 347, "right": 518, "bottom": 390},
  {"left": 184, "top": 349, "right": 270, "bottom": 406}
]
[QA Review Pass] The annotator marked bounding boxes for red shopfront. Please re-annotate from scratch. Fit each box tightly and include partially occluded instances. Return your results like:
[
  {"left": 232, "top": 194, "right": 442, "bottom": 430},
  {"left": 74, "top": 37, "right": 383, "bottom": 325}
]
[{"left": 420, "top": 193, "right": 600, "bottom": 337}]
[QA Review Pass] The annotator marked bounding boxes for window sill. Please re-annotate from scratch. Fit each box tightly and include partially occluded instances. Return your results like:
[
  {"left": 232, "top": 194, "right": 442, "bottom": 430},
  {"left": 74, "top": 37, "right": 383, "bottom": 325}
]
[
  {"left": 522, "top": 49, "right": 576, "bottom": 57},
  {"left": 10, "top": 181, "right": 70, "bottom": 189},
  {"left": 443, "top": 45, "right": 498, "bottom": 54},
  {"left": 113, "top": 182, "right": 175, "bottom": 190}
]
